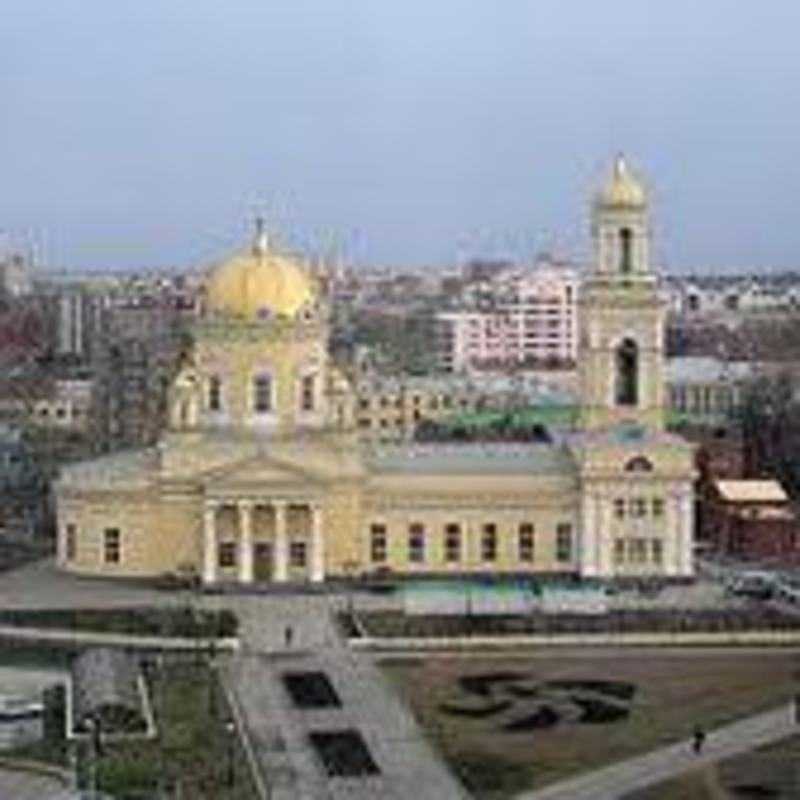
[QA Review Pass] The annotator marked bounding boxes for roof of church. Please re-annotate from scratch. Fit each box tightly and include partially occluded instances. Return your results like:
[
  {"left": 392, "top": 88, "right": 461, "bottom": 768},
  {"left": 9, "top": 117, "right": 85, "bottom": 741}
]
[
  {"left": 596, "top": 154, "right": 647, "bottom": 209},
  {"left": 205, "top": 220, "right": 316, "bottom": 319},
  {"left": 368, "top": 442, "right": 575, "bottom": 475},
  {"left": 57, "top": 448, "right": 158, "bottom": 490}
]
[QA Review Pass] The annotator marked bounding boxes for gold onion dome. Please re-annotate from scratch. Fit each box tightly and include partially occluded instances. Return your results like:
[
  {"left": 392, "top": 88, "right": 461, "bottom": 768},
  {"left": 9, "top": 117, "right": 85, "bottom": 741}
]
[
  {"left": 205, "top": 219, "right": 315, "bottom": 319},
  {"left": 597, "top": 154, "right": 647, "bottom": 208}
]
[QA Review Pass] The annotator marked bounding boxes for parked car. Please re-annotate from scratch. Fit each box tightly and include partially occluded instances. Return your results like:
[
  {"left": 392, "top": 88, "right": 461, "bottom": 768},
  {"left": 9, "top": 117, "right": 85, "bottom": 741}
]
[
  {"left": 154, "top": 563, "right": 201, "bottom": 591},
  {"left": 725, "top": 571, "right": 776, "bottom": 600}
]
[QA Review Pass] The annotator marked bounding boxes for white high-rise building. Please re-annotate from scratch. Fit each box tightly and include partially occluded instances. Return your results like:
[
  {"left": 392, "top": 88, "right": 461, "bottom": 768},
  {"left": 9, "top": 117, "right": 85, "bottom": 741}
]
[{"left": 436, "top": 257, "right": 578, "bottom": 373}]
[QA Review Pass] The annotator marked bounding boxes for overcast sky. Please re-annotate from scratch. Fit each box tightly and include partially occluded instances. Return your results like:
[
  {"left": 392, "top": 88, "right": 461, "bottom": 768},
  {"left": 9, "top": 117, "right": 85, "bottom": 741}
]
[{"left": 2, "top": 1, "right": 800, "bottom": 273}]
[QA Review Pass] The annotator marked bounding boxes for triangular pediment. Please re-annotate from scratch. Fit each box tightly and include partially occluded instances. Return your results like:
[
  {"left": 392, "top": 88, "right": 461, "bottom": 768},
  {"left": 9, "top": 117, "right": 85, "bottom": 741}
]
[{"left": 200, "top": 455, "right": 320, "bottom": 489}]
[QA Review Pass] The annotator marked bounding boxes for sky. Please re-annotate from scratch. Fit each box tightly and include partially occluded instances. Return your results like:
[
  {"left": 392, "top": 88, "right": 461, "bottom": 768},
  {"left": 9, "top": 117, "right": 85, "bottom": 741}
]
[{"left": 2, "top": 1, "right": 800, "bottom": 273}]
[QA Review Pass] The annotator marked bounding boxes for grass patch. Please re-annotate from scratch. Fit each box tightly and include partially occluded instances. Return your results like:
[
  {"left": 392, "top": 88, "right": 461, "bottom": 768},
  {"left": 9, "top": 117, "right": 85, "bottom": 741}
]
[
  {"left": 8, "top": 657, "right": 259, "bottom": 800},
  {"left": 381, "top": 652, "right": 800, "bottom": 799},
  {"left": 357, "top": 608, "right": 800, "bottom": 638},
  {"left": 0, "top": 607, "right": 238, "bottom": 638}
]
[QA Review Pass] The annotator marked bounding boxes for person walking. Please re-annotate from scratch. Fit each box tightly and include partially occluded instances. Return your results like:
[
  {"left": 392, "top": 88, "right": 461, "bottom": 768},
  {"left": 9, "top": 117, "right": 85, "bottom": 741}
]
[
  {"left": 284, "top": 625, "right": 294, "bottom": 649},
  {"left": 692, "top": 724, "right": 706, "bottom": 755}
]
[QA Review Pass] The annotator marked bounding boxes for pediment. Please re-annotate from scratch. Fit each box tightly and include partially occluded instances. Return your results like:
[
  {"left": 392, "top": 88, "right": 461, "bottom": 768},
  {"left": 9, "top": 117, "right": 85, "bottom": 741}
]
[{"left": 200, "top": 456, "right": 319, "bottom": 489}]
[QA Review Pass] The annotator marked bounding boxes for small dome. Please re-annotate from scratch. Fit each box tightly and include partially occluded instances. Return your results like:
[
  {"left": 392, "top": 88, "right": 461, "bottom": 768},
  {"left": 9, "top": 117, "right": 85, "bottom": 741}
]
[
  {"left": 597, "top": 154, "right": 647, "bottom": 209},
  {"left": 205, "top": 222, "right": 315, "bottom": 319}
]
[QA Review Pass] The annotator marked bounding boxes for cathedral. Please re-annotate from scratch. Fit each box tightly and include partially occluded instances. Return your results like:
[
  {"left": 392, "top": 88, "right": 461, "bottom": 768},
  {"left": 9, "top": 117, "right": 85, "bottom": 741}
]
[{"left": 55, "top": 157, "right": 696, "bottom": 584}]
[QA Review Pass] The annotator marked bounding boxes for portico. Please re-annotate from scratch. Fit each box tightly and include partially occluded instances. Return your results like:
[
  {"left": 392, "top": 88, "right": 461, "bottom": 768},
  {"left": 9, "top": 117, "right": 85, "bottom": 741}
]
[{"left": 202, "top": 497, "right": 325, "bottom": 585}]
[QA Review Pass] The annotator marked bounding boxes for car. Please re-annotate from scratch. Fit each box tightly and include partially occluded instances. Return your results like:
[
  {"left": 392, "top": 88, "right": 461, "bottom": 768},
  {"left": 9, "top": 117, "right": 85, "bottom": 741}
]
[
  {"left": 153, "top": 563, "right": 201, "bottom": 591},
  {"left": 725, "top": 571, "right": 776, "bottom": 600}
]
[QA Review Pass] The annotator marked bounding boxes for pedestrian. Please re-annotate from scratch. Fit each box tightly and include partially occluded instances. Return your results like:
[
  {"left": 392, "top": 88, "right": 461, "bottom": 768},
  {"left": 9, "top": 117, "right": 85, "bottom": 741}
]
[
  {"left": 795, "top": 693, "right": 800, "bottom": 725},
  {"left": 692, "top": 724, "right": 706, "bottom": 755},
  {"left": 284, "top": 625, "right": 294, "bottom": 649}
]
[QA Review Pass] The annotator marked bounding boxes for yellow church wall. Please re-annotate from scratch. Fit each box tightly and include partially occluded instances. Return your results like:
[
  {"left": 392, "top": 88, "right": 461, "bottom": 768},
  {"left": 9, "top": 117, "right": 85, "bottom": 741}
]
[
  {"left": 57, "top": 489, "right": 201, "bottom": 577},
  {"left": 193, "top": 321, "right": 327, "bottom": 433}
]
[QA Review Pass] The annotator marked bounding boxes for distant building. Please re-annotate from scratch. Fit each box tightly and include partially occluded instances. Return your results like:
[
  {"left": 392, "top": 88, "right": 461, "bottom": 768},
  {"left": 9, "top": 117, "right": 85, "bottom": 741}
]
[
  {"left": 436, "top": 257, "right": 578, "bottom": 373},
  {"left": 665, "top": 357, "right": 754, "bottom": 421},
  {"left": 0, "top": 427, "right": 46, "bottom": 538}
]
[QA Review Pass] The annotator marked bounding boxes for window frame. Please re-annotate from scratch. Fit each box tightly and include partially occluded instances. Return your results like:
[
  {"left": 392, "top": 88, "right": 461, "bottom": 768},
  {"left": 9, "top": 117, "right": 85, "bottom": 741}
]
[
  {"left": 555, "top": 523, "right": 572, "bottom": 563},
  {"left": 444, "top": 523, "right": 461, "bottom": 563},
  {"left": 370, "top": 524, "right": 387, "bottom": 564},
  {"left": 518, "top": 523, "right": 535, "bottom": 563},
  {"left": 408, "top": 523, "right": 426, "bottom": 564},
  {"left": 253, "top": 373, "right": 273, "bottom": 414},
  {"left": 103, "top": 527, "right": 121, "bottom": 565}
]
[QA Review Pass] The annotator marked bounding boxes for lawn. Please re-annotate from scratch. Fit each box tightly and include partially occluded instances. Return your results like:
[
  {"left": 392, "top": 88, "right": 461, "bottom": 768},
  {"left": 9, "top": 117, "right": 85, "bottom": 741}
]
[
  {"left": 380, "top": 651, "right": 800, "bottom": 799},
  {"left": 9, "top": 657, "right": 260, "bottom": 800},
  {"left": 626, "top": 734, "right": 800, "bottom": 799},
  {"left": 0, "top": 606, "right": 238, "bottom": 638}
]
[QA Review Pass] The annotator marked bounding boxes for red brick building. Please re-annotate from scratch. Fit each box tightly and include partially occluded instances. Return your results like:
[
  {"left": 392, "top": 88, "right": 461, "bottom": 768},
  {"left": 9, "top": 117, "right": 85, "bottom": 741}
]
[{"left": 703, "top": 479, "right": 798, "bottom": 559}]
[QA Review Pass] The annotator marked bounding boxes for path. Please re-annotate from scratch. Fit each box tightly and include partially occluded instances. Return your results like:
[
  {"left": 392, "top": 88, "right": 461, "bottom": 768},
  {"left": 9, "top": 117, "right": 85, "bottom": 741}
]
[
  {"left": 514, "top": 702, "right": 798, "bottom": 800},
  {"left": 223, "top": 595, "right": 470, "bottom": 799},
  {"left": 0, "top": 767, "right": 62, "bottom": 799}
]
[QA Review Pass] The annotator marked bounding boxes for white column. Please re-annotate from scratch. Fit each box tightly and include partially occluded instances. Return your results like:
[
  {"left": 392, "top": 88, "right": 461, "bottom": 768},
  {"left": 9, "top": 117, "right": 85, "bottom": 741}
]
[
  {"left": 203, "top": 504, "right": 217, "bottom": 585},
  {"left": 310, "top": 504, "right": 325, "bottom": 583},
  {"left": 679, "top": 490, "right": 694, "bottom": 576},
  {"left": 238, "top": 500, "right": 254, "bottom": 584},
  {"left": 596, "top": 497, "right": 613, "bottom": 576},
  {"left": 664, "top": 490, "right": 679, "bottom": 576},
  {"left": 273, "top": 501, "right": 288, "bottom": 582},
  {"left": 580, "top": 491, "right": 597, "bottom": 577}
]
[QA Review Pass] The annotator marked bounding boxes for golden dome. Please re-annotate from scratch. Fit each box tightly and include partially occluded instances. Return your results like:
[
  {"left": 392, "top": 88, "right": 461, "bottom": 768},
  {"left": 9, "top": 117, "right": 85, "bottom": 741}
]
[
  {"left": 597, "top": 154, "right": 647, "bottom": 208},
  {"left": 205, "top": 222, "right": 315, "bottom": 319}
]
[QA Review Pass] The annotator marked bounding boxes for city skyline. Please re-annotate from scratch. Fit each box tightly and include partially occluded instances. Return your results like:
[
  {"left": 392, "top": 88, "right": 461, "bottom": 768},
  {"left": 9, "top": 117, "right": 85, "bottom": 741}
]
[{"left": 3, "top": 1, "right": 800, "bottom": 272}]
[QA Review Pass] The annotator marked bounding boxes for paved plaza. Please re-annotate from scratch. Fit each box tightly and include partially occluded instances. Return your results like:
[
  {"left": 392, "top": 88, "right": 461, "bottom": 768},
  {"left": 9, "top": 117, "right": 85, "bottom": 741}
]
[
  {"left": 0, "top": 768, "right": 63, "bottom": 800},
  {"left": 2, "top": 559, "right": 800, "bottom": 799}
]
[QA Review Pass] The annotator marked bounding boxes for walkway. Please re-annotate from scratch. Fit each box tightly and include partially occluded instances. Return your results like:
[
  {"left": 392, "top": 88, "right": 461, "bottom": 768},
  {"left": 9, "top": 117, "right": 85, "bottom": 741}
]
[
  {"left": 514, "top": 703, "right": 798, "bottom": 800},
  {"left": 0, "top": 767, "right": 62, "bottom": 799},
  {"left": 223, "top": 595, "right": 470, "bottom": 799}
]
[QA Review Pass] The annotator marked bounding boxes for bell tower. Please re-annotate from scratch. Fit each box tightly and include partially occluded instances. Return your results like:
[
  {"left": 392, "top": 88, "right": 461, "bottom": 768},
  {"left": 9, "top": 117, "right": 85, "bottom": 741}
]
[{"left": 578, "top": 155, "right": 665, "bottom": 431}]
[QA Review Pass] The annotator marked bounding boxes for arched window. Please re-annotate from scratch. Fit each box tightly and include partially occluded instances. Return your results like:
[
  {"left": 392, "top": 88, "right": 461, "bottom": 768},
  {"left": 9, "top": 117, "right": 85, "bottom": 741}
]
[
  {"left": 624, "top": 455, "right": 653, "bottom": 473},
  {"left": 253, "top": 374, "right": 273, "bottom": 413},
  {"left": 615, "top": 338, "right": 638, "bottom": 406},
  {"left": 619, "top": 228, "right": 633, "bottom": 274},
  {"left": 208, "top": 375, "right": 221, "bottom": 411}
]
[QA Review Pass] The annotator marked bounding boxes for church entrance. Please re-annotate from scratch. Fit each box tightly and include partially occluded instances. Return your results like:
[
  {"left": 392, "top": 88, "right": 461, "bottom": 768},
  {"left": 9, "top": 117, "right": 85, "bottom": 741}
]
[{"left": 253, "top": 542, "right": 273, "bottom": 582}]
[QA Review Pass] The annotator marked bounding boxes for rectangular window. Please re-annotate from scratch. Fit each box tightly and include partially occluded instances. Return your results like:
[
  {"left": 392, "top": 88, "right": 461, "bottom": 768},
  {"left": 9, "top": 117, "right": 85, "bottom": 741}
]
[
  {"left": 290, "top": 541, "right": 307, "bottom": 568},
  {"left": 630, "top": 538, "right": 647, "bottom": 564},
  {"left": 445, "top": 524, "right": 461, "bottom": 563},
  {"left": 481, "top": 523, "right": 497, "bottom": 562},
  {"left": 370, "top": 524, "right": 387, "bottom": 563},
  {"left": 103, "top": 528, "right": 120, "bottom": 564},
  {"left": 301, "top": 375, "right": 315, "bottom": 412},
  {"left": 556, "top": 523, "right": 572, "bottom": 563},
  {"left": 408, "top": 523, "right": 425, "bottom": 564},
  {"left": 614, "top": 538, "right": 625, "bottom": 564},
  {"left": 652, "top": 498, "right": 664, "bottom": 517},
  {"left": 614, "top": 498, "right": 626, "bottom": 519},
  {"left": 254, "top": 374, "right": 272, "bottom": 413},
  {"left": 651, "top": 538, "right": 663, "bottom": 565},
  {"left": 66, "top": 523, "right": 77, "bottom": 561},
  {"left": 218, "top": 541, "right": 236, "bottom": 568},
  {"left": 631, "top": 498, "right": 647, "bottom": 518},
  {"left": 518, "top": 523, "right": 534, "bottom": 562},
  {"left": 208, "top": 375, "right": 222, "bottom": 411}
]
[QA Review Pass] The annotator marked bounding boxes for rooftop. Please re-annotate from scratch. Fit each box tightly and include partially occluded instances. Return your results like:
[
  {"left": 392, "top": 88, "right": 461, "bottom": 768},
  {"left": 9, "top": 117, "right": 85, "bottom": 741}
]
[{"left": 368, "top": 442, "right": 575, "bottom": 475}]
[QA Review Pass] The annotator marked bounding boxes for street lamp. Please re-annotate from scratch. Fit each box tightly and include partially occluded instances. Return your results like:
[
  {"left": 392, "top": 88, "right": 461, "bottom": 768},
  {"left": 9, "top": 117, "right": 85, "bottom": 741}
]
[{"left": 225, "top": 719, "right": 236, "bottom": 787}]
